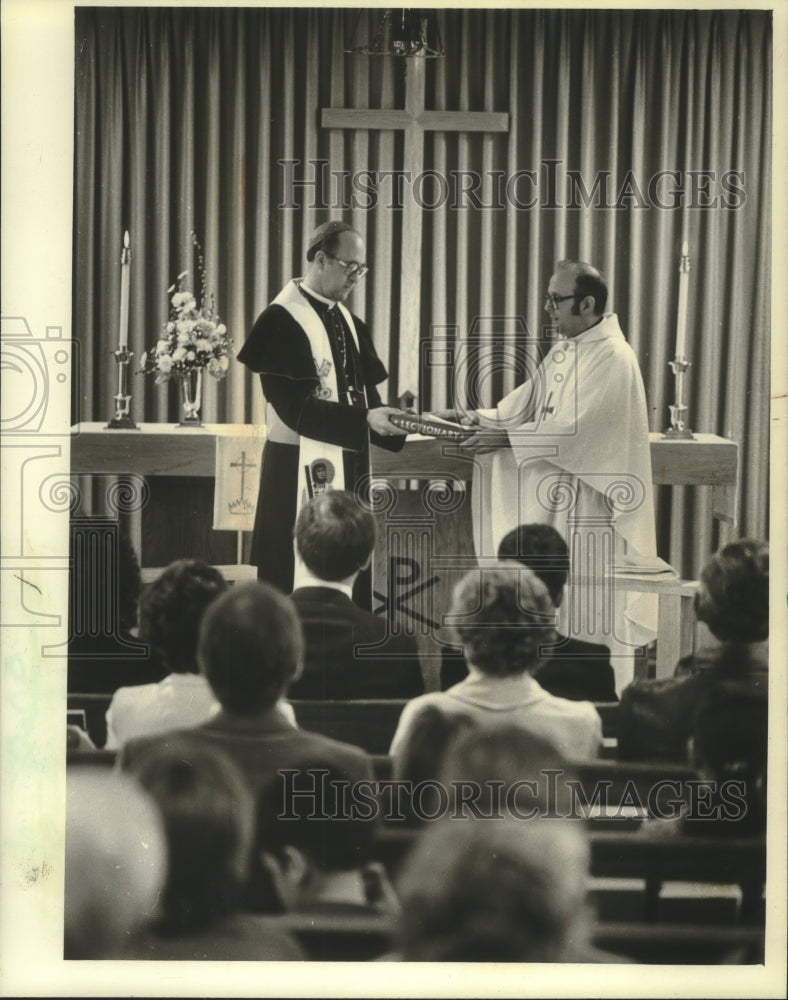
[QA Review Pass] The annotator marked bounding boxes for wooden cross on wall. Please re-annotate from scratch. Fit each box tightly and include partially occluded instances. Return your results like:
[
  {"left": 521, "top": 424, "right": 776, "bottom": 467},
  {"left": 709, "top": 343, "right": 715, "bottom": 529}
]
[{"left": 322, "top": 58, "right": 509, "bottom": 406}]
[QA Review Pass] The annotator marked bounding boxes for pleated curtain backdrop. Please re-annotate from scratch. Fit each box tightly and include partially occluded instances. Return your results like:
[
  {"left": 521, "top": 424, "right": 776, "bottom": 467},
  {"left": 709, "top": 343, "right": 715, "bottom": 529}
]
[{"left": 73, "top": 7, "right": 771, "bottom": 579}]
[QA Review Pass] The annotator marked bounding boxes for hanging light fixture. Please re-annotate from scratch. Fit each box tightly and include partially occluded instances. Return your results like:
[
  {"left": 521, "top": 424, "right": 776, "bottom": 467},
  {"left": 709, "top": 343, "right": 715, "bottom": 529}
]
[{"left": 346, "top": 9, "right": 445, "bottom": 58}]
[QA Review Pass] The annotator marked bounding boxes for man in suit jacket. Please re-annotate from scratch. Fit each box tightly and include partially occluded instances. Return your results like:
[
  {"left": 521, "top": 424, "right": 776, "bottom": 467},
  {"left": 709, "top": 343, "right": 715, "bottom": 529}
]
[
  {"left": 288, "top": 491, "right": 424, "bottom": 700},
  {"left": 440, "top": 523, "right": 616, "bottom": 702},
  {"left": 120, "top": 581, "right": 373, "bottom": 800}
]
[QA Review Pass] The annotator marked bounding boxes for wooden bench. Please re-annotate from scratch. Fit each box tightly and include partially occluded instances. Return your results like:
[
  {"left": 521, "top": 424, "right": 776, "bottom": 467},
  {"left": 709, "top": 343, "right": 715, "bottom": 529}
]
[
  {"left": 370, "top": 825, "right": 765, "bottom": 922},
  {"left": 590, "top": 831, "right": 766, "bottom": 924},
  {"left": 67, "top": 692, "right": 621, "bottom": 754},
  {"left": 139, "top": 564, "right": 258, "bottom": 585},
  {"left": 271, "top": 911, "right": 763, "bottom": 963},
  {"left": 290, "top": 699, "right": 409, "bottom": 755},
  {"left": 292, "top": 699, "right": 620, "bottom": 755},
  {"left": 368, "top": 754, "right": 696, "bottom": 799},
  {"left": 67, "top": 748, "right": 117, "bottom": 767}
]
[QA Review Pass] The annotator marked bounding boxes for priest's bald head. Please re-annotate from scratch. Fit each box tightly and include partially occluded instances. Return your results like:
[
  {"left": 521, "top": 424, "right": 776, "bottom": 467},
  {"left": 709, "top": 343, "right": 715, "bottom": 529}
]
[
  {"left": 304, "top": 220, "right": 368, "bottom": 303},
  {"left": 545, "top": 260, "right": 608, "bottom": 339}
]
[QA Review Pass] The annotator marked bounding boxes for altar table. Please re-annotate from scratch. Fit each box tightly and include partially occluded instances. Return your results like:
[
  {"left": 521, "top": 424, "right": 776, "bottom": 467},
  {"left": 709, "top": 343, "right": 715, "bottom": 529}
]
[{"left": 71, "top": 423, "right": 738, "bottom": 684}]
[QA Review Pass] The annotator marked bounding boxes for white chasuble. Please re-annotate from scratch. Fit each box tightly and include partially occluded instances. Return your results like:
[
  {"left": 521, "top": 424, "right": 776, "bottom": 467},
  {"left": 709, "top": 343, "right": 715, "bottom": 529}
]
[
  {"left": 269, "top": 280, "right": 365, "bottom": 511},
  {"left": 472, "top": 315, "right": 658, "bottom": 684}
]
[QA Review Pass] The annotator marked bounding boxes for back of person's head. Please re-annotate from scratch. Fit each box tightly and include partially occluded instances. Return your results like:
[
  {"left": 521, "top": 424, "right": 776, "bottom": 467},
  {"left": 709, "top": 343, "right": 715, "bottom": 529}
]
[
  {"left": 393, "top": 705, "right": 475, "bottom": 785},
  {"left": 139, "top": 559, "right": 227, "bottom": 673},
  {"left": 688, "top": 681, "right": 768, "bottom": 835},
  {"left": 448, "top": 563, "right": 557, "bottom": 677},
  {"left": 128, "top": 737, "right": 254, "bottom": 929},
  {"left": 439, "top": 724, "right": 576, "bottom": 819},
  {"left": 65, "top": 768, "right": 167, "bottom": 958},
  {"left": 198, "top": 581, "right": 303, "bottom": 713},
  {"left": 497, "top": 523, "right": 570, "bottom": 606},
  {"left": 396, "top": 818, "right": 590, "bottom": 961},
  {"left": 695, "top": 539, "right": 769, "bottom": 642},
  {"left": 256, "top": 761, "right": 377, "bottom": 876},
  {"left": 295, "top": 490, "right": 376, "bottom": 581},
  {"left": 555, "top": 259, "right": 608, "bottom": 315}
]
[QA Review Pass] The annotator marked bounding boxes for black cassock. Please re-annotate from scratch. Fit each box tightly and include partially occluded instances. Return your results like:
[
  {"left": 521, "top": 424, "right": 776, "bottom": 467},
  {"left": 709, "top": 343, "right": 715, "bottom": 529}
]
[{"left": 237, "top": 284, "right": 404, "bottom": 597}]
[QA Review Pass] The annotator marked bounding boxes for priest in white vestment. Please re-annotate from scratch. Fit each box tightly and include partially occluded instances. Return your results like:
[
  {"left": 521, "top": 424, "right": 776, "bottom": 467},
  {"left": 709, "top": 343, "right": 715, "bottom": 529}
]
[{"left": 435, "top": 261, "right": 658, "bottom": 690}]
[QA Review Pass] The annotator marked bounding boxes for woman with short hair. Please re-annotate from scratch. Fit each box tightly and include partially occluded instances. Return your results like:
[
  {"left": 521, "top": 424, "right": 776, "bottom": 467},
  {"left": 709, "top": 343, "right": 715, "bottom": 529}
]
[{"left": 389, "top": 562, "right": 603, "bottom": 763}]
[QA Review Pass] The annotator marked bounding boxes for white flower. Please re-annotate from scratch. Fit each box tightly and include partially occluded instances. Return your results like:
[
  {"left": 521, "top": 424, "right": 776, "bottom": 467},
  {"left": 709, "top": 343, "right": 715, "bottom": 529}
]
[
  {"left": 172, "top": 291, "right": 196, "bottom": 311},
  {"left": 145, "top": 259, "right": 230, "bottom": 385},
  {"left": 140, "top": 351, "right": 148, "bottom": 367}
]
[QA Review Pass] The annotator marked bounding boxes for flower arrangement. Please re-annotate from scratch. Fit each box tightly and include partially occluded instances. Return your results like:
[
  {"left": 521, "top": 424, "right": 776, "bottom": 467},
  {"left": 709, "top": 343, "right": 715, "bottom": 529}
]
[{"left": 139, "top": 237, "right": 233, "bottom": 384}]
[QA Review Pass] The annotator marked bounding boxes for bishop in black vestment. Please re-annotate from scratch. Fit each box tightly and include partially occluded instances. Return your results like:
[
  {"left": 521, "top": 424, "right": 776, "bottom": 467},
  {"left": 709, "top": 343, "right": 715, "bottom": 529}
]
[{"left": 238, "top": 221, "right": 408, "bottom": 596}]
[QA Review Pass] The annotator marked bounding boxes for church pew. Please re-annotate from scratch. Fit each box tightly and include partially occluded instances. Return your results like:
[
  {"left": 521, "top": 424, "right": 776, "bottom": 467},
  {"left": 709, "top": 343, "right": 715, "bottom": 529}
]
[
  {"left": 67, "top": 748, "right": 117, "bottom": 767},
  {"left": 369, "top": 754, "right": 697, "bottom": 800},
  {"left": 64, "top": 694, "right": 409, "bottom": 753},
  {"left": 272, "top": 911, "right": 764, "bottom": 963},
  {"left": 369, "top": 826, "right": 765, "bottom": 922},
  {"left": 291, "top": 699, "right": 620, "bottom": 754},
  {"left": 290, "top": 699, "right": 409, "bottom": 754},
  {"left": 592, "top": 921, "right": 763, "bottom": 964},
  {"left": 67, "top": 693, "right": 621, "bottom": 755},
  {"left": 140, "top": 564, "right": 258, "bottom": 585}
]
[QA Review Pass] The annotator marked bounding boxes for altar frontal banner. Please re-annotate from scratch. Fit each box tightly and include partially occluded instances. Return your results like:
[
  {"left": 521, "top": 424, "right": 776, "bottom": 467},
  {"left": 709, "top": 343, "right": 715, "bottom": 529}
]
[{"left": 213, "top": 427, "right": 266, "bottom": 532}]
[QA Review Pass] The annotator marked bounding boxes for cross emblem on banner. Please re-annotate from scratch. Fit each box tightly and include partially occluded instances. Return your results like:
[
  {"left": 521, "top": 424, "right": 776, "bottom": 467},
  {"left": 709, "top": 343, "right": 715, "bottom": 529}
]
[
  {"left": 230, "top": 450, "right": 256, "bottom": 499},
  {"left": 322, "top": 57, "right": 509, "bottom": 405}
]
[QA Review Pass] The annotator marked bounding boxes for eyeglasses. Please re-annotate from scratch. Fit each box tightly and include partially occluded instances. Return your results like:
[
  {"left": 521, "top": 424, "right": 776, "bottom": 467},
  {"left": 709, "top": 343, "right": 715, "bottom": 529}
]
[
  {"left": 544, "top": 292, "right": 575, "bottom": 309},
  {"left": 323, "top": 252, "right": 369, "bottom": 279}
]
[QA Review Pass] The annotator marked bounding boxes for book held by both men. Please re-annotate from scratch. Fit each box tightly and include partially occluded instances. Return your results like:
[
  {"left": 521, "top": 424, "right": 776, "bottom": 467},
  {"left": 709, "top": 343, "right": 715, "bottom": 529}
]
[{"left": 388, "top": 412, "right": 475, "bottom": 441}]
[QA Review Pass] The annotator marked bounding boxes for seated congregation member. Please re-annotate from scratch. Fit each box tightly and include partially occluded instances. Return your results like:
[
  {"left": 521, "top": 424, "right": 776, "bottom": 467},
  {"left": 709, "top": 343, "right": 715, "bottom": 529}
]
[
  {"left": 618, "top": 540, "right": 768, "bottom": 761},
  {"left": 392, "top": 704, "right": 475, "bottom": 785},
  {"left": 254, "top": 760, "right": 399, "bottom": 920},
  {"left": 65, "top": 769, "right": 167, "bottom": 959},
  {"left": 120, "top": 581, "right": 373, "bottom": 804},
  {"left": 439, "top": 723, "right": 578, "bottom": 821},
  {"left": 124, "top": 738, "right": 304, "bottom": 960},
  {"left": 391, "top": 705, "right": 475, "bottom": 825},
  {"left": 105, "top": 560, "right": 227, "bottom": 750},
  {"left": 390, "top": 564, "right": 602, "bottom": 762},
  {"left": 441, "top": 523, "right": 616, "bottom": 702},
  {"left": 68, "top": 521, "right": 164, "bottom": 695},
  {"left": 288, "top": 490, "right": 424, "bottom": 700},
  {"left": 395, "top": 818, "right": 594, "bottom": 962},
  {"left": 643, "top": 681, "right": 768, "bottom": 840}
]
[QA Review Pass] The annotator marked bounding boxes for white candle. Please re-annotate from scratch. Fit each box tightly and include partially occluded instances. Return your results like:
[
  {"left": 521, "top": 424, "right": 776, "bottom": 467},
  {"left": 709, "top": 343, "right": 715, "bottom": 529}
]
[
  {"left": 675, "top": 240, "right": 690, "bottom": 359},
  {"left": 118, "top": 230, "right": 130, "bottom": 350}
]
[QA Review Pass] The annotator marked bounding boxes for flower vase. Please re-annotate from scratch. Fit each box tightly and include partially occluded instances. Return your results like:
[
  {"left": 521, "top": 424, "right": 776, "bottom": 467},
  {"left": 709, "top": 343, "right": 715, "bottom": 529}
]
[{"left": 177, "top": 369, "right": 203, "bottom": 427}]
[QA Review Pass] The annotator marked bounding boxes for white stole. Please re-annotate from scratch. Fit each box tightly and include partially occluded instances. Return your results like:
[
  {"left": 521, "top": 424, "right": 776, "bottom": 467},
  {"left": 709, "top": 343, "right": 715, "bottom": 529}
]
[{"left": 270, "top": 280, "right": 365, "bottom": 511}]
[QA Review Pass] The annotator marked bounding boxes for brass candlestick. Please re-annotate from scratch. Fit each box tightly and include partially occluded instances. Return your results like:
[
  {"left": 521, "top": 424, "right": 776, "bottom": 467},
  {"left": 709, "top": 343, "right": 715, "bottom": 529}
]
[
  {"left": 106, "top": 345, "right": 139, "bottom": 429},
  {"left": 664, "top": 355, "right": 694, "bottom": 439}
]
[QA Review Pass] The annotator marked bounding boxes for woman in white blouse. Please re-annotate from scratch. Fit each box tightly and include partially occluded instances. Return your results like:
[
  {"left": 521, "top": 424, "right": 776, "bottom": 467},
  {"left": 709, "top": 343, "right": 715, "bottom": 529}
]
[
  {"left": 104, "top": 560, "right": 228, "bottom": 749},
  {"left": 390, "top": 562, "right": 603, "bottom": 763}
]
